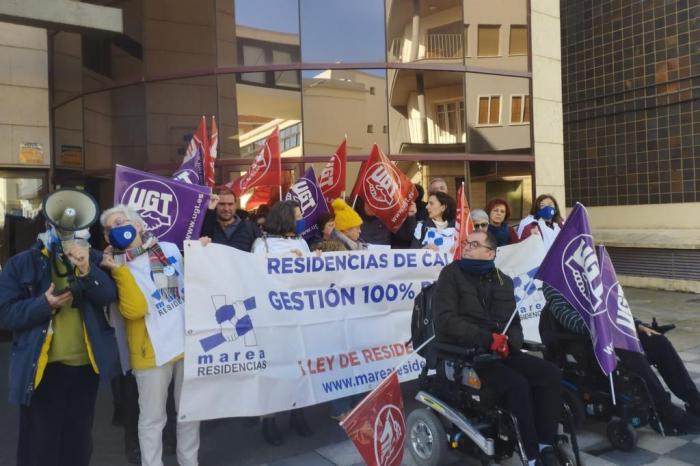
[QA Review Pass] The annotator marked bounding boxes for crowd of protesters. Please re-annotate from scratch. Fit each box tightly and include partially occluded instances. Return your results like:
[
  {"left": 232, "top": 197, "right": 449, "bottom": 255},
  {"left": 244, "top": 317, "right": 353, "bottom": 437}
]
[{"left": 1, "top": 175, "right": 698, "bottom": 466}]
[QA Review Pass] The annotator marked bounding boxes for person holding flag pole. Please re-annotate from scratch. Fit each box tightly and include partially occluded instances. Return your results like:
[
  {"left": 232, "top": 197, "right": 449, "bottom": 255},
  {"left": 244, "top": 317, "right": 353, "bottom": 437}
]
[
  {"left": 431, "top": 229, "right": 564, "bottom": 466},
  {"left": 537, "top": 203, "right": 700, "bottom": 435}
]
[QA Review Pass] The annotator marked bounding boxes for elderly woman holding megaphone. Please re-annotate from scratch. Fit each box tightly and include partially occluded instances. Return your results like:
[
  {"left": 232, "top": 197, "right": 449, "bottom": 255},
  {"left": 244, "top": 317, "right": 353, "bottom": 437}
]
[
  {"left": 99, "top": 204, "right": 201, "bottom": 466},
  {"left": 0, "top": 188, "right": 118, "bottom": 466}
]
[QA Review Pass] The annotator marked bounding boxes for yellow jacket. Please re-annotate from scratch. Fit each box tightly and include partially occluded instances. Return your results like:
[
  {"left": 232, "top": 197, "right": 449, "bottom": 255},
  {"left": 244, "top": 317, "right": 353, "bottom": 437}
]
[{"left": 111, "top": 266, "right": 157, "bottom": 369}]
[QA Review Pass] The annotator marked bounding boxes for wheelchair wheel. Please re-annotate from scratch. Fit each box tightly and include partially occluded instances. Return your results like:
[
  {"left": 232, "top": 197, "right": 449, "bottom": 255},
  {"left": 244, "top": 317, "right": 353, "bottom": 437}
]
[
  {"left": 407, "top": 408, "right": 448, "bottom": 466},
  {"left": 562, "top": 388, "right": 586, "bottom": 430},
  {"left": 606, "top": 419, "right": 637, "bottom": 451}
]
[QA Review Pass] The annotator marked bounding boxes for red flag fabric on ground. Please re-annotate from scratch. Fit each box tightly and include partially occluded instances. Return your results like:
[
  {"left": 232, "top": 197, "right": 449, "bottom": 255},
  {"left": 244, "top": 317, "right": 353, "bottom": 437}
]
[
  {"left": 452, "top": 182, "right": 474, "bottom": 261},
  {"left": 319, "top": 138, "right": 347, "bottom": 202},
  {"left": 340, "top": 372, "right": 405, "bottom": 466},
  {"left": 226, "top": 127, "right": 281, "bottom": 197},
  {"left": 357, "top": 144, "right": 418, "bottom": 232},
  {"left": 205, "top": 116, "right": 218, "bottom": 188}
]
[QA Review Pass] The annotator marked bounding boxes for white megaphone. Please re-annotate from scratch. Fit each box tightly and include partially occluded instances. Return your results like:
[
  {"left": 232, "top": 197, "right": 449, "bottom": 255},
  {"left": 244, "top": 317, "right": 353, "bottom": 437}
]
[{"left": 42, "top": 188, "right": 99, "bottom": 241}]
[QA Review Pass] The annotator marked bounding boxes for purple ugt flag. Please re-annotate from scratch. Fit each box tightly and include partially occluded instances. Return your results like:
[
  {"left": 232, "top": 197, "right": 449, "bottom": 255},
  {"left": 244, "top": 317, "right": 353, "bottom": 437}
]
[
  {"left": 596, "top": 245, "right": 643, "bottom": 354},
  {"left": 284, "top": 167, "right": 329, "bottom": 242},
  {"left": 114, "top": 165, "right": 211, "bottom": 247},
  {"left": 535, "top": 203, "right": 617, "bottom": 375}
]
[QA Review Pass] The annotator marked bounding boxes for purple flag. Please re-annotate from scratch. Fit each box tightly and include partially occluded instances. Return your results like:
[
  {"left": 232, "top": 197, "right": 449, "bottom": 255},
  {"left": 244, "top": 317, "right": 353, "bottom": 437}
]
[
  {"left": 173, "top": 154, "right": 204, "bottom": 185},
  {"left": 596, "top": 245, "right": 643, "bottom": 353},
  {"left": 284, "top": 167, "right": 329, "bottom": 242},
  {"left": 535, "top": 203, "right": 617, "bottom": 375},
  {"left": 115, "top": 165, "right": 211, "bottom": 246}
]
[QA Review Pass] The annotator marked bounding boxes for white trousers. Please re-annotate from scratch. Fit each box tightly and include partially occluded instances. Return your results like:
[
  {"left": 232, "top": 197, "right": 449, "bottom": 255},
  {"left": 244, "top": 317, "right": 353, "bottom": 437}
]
[{"left": 133, "top": 359, "right": 200, "bottom": 466}]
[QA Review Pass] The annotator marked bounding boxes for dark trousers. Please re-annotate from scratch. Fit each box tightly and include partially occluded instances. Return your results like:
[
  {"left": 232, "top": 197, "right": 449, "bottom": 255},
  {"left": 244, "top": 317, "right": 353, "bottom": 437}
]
[
  {"left": 617, "top": 332, "right": 699, "bottom": 410},
  {"left": 476, "top": 351, "right": 561, "bottom": 460},
  {"left": 17, "top": 363, "right": 99, "bottom": 466}
]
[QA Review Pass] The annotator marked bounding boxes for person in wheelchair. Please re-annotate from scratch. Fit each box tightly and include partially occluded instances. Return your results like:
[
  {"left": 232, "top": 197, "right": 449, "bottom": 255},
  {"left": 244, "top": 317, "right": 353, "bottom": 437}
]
[
  {"left": 542, "top": 283, "right": 700, "bottom": 434},
  {"left": 432, "top": 230, "right": 563, "bottom": 466}
]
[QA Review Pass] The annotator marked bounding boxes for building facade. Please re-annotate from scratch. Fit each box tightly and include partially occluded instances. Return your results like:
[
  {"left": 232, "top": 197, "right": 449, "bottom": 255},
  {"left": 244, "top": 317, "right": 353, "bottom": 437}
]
[
  {"left": 0, "top": 0, "right": 564, "bottom": 265},
  {"left": 561, "top": 0, "right": 700, "bottom": 292}
]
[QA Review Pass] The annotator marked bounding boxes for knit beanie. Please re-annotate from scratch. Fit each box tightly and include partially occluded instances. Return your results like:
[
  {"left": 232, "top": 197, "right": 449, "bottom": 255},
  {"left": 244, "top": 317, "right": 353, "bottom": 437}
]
[{"left": 331, "top": 198, "right": 363, "bottom": 232}]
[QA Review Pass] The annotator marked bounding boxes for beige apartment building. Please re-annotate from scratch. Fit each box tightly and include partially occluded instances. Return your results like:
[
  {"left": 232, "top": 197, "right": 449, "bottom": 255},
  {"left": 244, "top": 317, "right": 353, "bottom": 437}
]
[{"left": 0, "top": 0, "right": 567, "bottom": 273}]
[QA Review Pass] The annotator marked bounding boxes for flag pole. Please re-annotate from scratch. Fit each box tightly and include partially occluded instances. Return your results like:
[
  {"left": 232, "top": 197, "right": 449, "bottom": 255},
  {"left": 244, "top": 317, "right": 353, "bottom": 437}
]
[
  {"left": 609, "top": 374, "right": 617, "bottom": 406},
  {"left": 351, "top": 195, "right": 358, "bottom": 209}
]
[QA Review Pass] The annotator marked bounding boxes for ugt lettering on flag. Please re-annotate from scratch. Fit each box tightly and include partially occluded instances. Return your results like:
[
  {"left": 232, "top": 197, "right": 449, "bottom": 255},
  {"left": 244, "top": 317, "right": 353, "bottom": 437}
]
[
  {"left": 285, "top": 167, "right": 330, "bottom": 242},
  {"left": 341, "top": 372, "right": 405, "bottom": 466},
  {"left": 535, "top": 203, "right": 618, "bottom": 375}
]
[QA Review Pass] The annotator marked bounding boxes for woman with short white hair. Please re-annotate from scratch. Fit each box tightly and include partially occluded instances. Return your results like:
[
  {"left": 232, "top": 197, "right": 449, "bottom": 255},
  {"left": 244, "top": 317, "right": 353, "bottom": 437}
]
[{"left": 99, "top": 204, "right": 200, "bottom": 466}]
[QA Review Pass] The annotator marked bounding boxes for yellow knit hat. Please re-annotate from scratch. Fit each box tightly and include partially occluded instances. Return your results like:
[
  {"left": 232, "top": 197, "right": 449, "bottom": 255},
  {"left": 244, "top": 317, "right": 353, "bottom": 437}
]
[{"left": 331, "top": 198, "right": 363, "bottom": 232}]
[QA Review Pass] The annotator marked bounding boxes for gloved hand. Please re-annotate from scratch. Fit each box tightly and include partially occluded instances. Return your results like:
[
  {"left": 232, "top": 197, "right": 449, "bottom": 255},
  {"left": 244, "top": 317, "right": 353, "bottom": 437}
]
[{"left": 490, "top": 333, "right": 509, "bottom": 359}]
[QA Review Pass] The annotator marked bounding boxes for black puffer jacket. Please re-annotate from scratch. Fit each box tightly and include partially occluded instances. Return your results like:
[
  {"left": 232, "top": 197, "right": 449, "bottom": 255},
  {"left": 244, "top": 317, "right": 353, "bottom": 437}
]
[
  {"left": 432, "top": 262, "right": 522, "bottom": 352},
  {"left": 200, "top": 209, "right": 261, "bottom": 252}
]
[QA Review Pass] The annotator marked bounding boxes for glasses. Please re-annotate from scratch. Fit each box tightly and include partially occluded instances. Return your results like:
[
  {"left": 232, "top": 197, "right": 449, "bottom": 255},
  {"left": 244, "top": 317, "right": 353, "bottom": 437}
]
[
  {"left": 473, "top": 223, "right": 489, "bottom": 230},
  {"left": 464, "top": 240, "right": 495, "bottom": 251}
]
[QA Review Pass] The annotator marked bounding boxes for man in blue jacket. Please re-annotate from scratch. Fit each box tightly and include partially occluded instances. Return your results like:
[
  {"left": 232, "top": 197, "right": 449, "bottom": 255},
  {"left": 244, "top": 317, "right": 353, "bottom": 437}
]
[{"left": 0, "top": 225, "right": 117, "bottom": 466}]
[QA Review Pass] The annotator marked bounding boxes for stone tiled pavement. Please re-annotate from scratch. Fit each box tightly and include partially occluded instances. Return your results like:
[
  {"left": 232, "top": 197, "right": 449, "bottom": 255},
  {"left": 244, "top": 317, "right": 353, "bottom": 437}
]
[{"left": 1, "top": 287, "right": 699, "bottom": 466}]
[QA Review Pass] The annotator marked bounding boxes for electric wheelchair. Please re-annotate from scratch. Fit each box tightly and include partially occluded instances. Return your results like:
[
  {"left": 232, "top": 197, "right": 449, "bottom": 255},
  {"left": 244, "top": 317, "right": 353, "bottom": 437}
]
[
  {"left": 405, "top": 340, "right": 582, "bottom": 466},
  {"left": 538, "top": 307, "right": 676, "bottom": 451}
]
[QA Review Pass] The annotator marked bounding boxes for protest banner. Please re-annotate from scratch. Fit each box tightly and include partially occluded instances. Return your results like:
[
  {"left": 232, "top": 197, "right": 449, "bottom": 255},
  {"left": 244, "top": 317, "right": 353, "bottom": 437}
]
[
  {"left": 114, "top": 165, "right": 211, "bottom": 246},
  {"left": 179, "top": 243, "right": 449, "bottom": 421},
  {"left": 495, "top": 235, "right": 547, "bottom": 343}
]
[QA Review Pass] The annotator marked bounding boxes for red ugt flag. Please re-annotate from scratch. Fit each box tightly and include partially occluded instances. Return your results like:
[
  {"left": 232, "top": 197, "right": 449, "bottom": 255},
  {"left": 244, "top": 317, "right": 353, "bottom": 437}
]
[
  {"left": 452, "top": 182, "right": 474, "bottom": 261},
  {"left": 341, "top": 372, "right": 405, "bottom": 466},
  {"left": 205, "top": 116, "right": 218, "bottom": 188},
  {"left": 358, "top": 144, "right": 417, "bottom": 233},
  {"left": 319, "top": 138, "right": 347, "bottom": 201},
  {"left": 226, "top": 127, "right": 282, "bottom": 197}
]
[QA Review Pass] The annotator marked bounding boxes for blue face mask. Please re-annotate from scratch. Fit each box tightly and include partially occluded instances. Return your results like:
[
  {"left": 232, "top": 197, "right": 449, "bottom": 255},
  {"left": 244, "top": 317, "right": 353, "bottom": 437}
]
[
  {"left": 294, "top": 218, "right": 306, "bottom": 235},
  {"left": 537, "top": 206, "right": 556, "bottom": 221},
  {"left": 109, "top": 224, "right": 137, "bottom": 250}
]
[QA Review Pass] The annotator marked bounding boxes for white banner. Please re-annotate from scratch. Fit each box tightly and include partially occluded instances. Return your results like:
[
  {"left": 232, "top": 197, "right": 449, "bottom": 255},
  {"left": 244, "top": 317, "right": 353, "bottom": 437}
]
[
  {"left": 179, "top": 243, "right": 448, "bottom": 421},
  {"left": 495, "top": 235, "right": 547, "bottom": 343}
]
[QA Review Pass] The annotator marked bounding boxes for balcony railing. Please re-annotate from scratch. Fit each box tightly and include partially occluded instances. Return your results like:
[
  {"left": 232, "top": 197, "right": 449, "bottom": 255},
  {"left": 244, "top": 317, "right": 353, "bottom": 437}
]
[
  {"left": 389, "top": 33, "right": 463, "bottom": 62},
  {"left": 425, "top": 33, "right": 463, "bottom": 59}
]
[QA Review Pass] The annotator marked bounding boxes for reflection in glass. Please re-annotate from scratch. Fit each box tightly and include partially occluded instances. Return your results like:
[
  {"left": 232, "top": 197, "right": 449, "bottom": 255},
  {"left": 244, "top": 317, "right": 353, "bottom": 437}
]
[
  {"left": 235, "top": 0, "right": 300, "bottom": 87},
  {"left": 386, "top": 0, "right": 463, "bottom": 63},
  {"left": 388, "top": 70, "right": 465, "bottom": 154},
  {"left": 466, "top": 74, "right": 530, "bottom": 153},
  {"left": 302, "top": 70, "right": 388, "bottom": 154},
  {"left": 235, "top": 70, "right": 302, "bottom": 158},
  {"left": 464, "top": 0, "right": 528, "bottom": 72},
  {"left": 300, "top": 0, "right": 385, "bottom": 63}
]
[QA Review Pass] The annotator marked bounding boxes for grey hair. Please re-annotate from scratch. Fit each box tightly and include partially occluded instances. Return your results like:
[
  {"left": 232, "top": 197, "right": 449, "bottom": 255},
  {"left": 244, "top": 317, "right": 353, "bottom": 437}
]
[
  {"left": 470, "top": 209, "right": 489, "bottom": 223},
  {"left": 100, "top": 204, "right": 147, "bottom": 229},
  {"left": 429, "top": 177, "right": 447, "bottom": 187}
]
